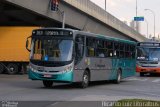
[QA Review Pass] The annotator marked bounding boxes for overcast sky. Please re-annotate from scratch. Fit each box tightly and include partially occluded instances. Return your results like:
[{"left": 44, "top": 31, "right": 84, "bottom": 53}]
[{"left": 90, "top": 0, "right": 160, "bottom": 38}]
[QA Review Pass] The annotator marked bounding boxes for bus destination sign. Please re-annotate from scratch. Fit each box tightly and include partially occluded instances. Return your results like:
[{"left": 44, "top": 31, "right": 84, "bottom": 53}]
[
  {"left": 33, "top": 30, "right": 72, "bottom": 36},
  {"left": 138, "top": 42, "right": 160, "bottom": 47}
]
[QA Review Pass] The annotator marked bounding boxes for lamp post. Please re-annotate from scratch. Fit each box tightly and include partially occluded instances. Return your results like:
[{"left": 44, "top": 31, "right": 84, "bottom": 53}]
[
  {"left": 145, "top": 9, "right": 156, "bottom": 38},
  {"left": 135, "top": 0, "right": 138, "bottom": 31},
  {"left": 144, "top": 18, "right": 149, "bottom": 38},
  {"left": 136, "top": 0, "right": 137, "bottom": 17},
  {"left": 105, "top": 0, "right": 106, "bottom": 11}
]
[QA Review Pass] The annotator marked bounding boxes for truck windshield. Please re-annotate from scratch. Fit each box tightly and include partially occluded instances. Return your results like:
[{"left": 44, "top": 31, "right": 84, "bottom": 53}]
[
  {"left": 137, "top": 47, "right": 160, "bottom": 61},
  {"left": 31, "top": 38, "right": 73, "bottom": 62}
]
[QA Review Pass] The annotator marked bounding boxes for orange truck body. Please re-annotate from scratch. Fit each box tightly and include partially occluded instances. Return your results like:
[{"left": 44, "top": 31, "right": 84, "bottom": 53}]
[
  {"left": 136, "top": 65, "right": 160, "bottom": 73},
  {"left": 0, "top": 26, "right": 38, "bottom": 74}
]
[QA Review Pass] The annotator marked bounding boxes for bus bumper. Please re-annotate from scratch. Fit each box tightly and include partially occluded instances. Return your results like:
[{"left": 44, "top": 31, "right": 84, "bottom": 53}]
[
  {"left": 136, "top": 66, "right": 160, "bottom": 73},
  {"left": 28, "top": 70, "right": 73, "bottom": 82}
]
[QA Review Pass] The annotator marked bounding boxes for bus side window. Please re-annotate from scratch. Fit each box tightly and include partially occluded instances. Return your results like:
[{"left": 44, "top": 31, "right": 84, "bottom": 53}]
[
  {"left": 86, "top": 37, "right": 96, "bottom": 57},
  {"left": 96, "top": 39, "right": 105, "bottom": 57},
  {"left": 114, "top": 42, "right": 120, "bottom": 57},
  {"left": 106, "top": 41, "right": 113, "bottom": 57},
  {"left": 88, "top": 47, "right": 95, "bottom": 57},
  {"left": 75, "top": 35, "right": 84, "bottom": 64},
  {"left": 130, "top": 45, "right": 136, "bottom": 58},
  {"left": 119, "top": 43, "right": 125, "bottom": 58},
  {"left": 125, "top": 44, "right": 130, "bottom": 58}
]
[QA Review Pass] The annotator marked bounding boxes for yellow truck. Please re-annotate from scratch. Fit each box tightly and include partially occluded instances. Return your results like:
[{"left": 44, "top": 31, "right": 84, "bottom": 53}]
[{"left": 0, "top": 26, "right": 38, "bottom": 74}]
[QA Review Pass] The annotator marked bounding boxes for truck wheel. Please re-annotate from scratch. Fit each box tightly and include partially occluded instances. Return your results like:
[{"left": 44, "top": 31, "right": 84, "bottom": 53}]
[
  {"left": 43, "top": 80, "right": 53, "bottom": 88},
  {"left": 0, "top": 64, "right": 4, "bottom": 74},
  {"left": 7, "top": 63, "right": 19, "bottom": 74},
  {"left": 114, "top": 69, "right": 122, "bottom": 84},
  {"left": 80, "top": 71, "right": 90, "bottom": 88}
]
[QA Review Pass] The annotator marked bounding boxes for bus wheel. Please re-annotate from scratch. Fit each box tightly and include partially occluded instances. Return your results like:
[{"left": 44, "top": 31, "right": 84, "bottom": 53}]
[
  {"left": 140, "top": 72, "right": 145, "bottom": 77},
  {"left": 114, "top": 69, "right": 122, "bottom": 84},
  {"left": 80, "top": 71, "right": 90, "bottom": 88},
  {"left": 43, "top": 80, "right": 53, "bottom": 88},
  {"left": 0, "top": 63, "right": 4, "bottom": 74},
  {"left": 7, "top": 63, "right": 19, "bottom": 74}
]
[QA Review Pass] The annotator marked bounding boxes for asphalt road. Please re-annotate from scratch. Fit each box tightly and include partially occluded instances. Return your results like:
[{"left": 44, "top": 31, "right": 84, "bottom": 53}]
[{"left": 0, "top": 74, "right": 160, "bottom": 107}]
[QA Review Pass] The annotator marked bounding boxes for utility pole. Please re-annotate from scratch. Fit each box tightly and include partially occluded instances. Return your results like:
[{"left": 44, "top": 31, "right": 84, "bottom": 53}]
[
  {"left": 135, "top": 0, "right": 138, "bottom": 31},
  {"left": 105, "top": 0, "right": 106, "bottom": 11},
  {"left": 145, "top": 9, "right": 156, "bottom": 38},
  {"left": 136, "top": 0, "right": 137, "bottom": 17},
  {"left": 145, "top": 19, "right": 148, "bottom": 38},
  {"left": 62, "top": 11, "right": 65, "bottom": 28}
]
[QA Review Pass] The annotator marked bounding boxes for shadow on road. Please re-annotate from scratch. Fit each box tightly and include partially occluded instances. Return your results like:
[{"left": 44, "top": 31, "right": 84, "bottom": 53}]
[
  {"left": 40, "top": 80, "right": 127, "bottom": 90},
  {"left": 138, "top": 73, "right": 160, "bottom": 77}
]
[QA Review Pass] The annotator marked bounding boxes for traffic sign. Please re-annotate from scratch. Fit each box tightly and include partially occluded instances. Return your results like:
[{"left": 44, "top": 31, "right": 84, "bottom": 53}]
[{"left": 134, "top": 16, "right": 144, "bottom": 21}]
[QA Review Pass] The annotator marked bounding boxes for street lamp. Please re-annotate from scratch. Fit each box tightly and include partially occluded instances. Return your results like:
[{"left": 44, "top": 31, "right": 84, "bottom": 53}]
[
  {"left": 144, "top": 18, "right": 148, "bottom": 38},
  {"left": 136, "top": 0, "right": 137, "bottom": 17},
  {"left": 135, "top": 0, "right": 138, "bottom": 31},
  {"left": 144, "top": 9, "right": 156, "bottom": 38},
  {"left": 105, "top": 0, "right": 106, "bottom": 11}
]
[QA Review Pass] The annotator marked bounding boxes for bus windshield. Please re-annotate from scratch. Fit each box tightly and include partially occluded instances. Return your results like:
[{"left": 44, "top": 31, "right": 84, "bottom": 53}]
[
  {"left": 137, "top": 47, "right": 160, "bottom": 61},
  {"left": 31, "top": 38, "right": 73, "bottom": 62}
]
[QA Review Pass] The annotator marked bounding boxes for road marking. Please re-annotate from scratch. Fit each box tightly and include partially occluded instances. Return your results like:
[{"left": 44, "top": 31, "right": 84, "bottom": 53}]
[
  {"left": 138, "top": 92, "right": 160, "bottom": 97},
  {"left": 152, "top": 79, "right": 160, "bottom": 83},
  {"left": 47, "top": 102, "right": 59, "bottom": 107},
  {"left": 126, "top": 77, "right": 160, "bottom": 84},
  {"left": 126, "top": 77, "right": 148, "bottom": 81}
]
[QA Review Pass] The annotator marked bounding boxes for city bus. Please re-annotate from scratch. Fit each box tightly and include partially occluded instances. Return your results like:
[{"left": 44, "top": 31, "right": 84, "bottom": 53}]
[
  {"left": 26, "top": 28, "right": 136, "bottom": 88},
  {"left": 136, "top": 42, "right": 160, "bottom": 76}
]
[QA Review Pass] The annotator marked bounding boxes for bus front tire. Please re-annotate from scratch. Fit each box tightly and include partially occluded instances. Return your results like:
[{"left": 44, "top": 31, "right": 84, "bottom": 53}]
[
  {"left": 43, "top": 80, "right": 53, "bottom": 88},
  {"left": 80, "top": 71, "right": 90, "bottom": 88},
  {"left": 114, "top": 70, "right": 122, "bottom": 84}
]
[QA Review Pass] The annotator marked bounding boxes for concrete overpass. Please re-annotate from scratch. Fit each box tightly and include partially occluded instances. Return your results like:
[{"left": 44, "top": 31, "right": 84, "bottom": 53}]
[{"left": 0, "top": 0, "right": 146, "bottom": 41}]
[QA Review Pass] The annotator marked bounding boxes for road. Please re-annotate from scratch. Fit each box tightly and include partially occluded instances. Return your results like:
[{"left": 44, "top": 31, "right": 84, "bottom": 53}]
[{"left": 0, "top": 74, "right": 160, "bottom": 106}]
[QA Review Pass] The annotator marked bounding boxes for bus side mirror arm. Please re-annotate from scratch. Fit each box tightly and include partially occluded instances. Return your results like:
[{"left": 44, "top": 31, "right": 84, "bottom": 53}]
[{"left": 26, "top": 36, "right": 31, "bottom": 52}]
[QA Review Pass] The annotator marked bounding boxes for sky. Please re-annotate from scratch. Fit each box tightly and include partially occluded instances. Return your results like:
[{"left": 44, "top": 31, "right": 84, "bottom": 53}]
[{"left": 90, "top": 0, "right": 160, "bottom": 38}]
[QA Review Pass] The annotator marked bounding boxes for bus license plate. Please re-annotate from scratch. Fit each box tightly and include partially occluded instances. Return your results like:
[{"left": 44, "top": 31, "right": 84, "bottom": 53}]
[{"left": 43, "top": 74, "right": 52, "bottom": 78}]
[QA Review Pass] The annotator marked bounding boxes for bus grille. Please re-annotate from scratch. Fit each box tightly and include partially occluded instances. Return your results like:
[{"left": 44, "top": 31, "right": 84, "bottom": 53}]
[
  {"left": 38, "top": 70, "right": 59, "bottom": 73},
  {"left": 142, "top": 66, "right": 157, "bottom": 67},
  {"left": 140, "top": 61, "right": 158, "bottom": 64}
]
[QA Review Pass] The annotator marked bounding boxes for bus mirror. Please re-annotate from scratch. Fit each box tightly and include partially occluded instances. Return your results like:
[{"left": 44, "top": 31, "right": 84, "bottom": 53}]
[{"left": 26, "top": 36, "right": 31, "bottom": 52}]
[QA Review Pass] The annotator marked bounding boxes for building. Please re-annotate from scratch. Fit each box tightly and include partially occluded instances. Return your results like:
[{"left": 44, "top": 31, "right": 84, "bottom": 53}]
[{"left": 130, "top": 20, "right": 141, "bottom": 33}]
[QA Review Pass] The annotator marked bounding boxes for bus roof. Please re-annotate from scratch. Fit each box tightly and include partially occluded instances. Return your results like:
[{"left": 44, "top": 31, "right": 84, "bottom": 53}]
[
  {"left": 76, "top": 30, "right": 136, "bottom": 45},
  {"left": 33, "top": 28, "right": 136, "bottom": 45}
]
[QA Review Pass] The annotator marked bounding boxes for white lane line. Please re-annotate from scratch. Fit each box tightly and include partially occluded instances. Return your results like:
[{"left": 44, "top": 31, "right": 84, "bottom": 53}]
[
  {"left": 47, "top": 102, "right": 59, "bottom": 107},
  {"left": 126, "top": 77, "right": 139, "bottom": 81},
  {"left": 138, "top": 92, "right": 160, "bottom": 97},
  {"left": 152, "top": 79, "right": 160, "bottom": 83},
  {"left": 127, "top": 77, "right": 160, "bottom": 84},
  {"left": 126, "top": 77, "right": 148, "bottom": 81},
  {"left": 140, "top": 79, "right": 148, "bottom": 81}
]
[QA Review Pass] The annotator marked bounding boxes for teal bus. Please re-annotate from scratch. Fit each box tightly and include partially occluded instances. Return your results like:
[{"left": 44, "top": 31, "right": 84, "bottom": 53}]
[{"left": 26, "top": 28, "right": 136, "bottom": 88}]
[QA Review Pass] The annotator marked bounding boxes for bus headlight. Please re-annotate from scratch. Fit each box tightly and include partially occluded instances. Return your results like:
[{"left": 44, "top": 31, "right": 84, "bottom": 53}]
[
  {"left": 62, "top": 65, "right": 73, "bottom": 73},
  {"left": 136, "top": 62, "right": 142, "bottom": 67},
  {"left": 28, "top": 65, "right": 37, "bottom": 72}
]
